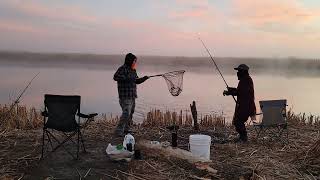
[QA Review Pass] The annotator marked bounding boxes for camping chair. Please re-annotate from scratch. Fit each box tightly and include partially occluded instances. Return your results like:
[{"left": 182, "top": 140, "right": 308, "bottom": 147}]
[
  {"left": 253, "top": 99, "right": 288, "bottom": 143},
  {"left": 41, "top": 94, "right": 98, "bottom": 160}
]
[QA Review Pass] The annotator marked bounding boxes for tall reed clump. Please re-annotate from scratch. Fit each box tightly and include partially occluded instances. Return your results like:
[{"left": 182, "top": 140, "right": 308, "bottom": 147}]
[
  {"left": 100, "top": 113, "right": 120, "bottom": 126},
  {"left": 0, "top": 104, "right": 42, "bottom": 130},
  {"left": 142, "top": 108, "right": 226, "bottom": 128},
  {"left": 287, "top": 109, "right": 320, "bottom": 127}
]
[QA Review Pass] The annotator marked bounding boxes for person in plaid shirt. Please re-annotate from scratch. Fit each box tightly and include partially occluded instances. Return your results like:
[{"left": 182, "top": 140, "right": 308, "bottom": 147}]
[{"left": 113, "top": 53, "right": 149, "bottom": 136}]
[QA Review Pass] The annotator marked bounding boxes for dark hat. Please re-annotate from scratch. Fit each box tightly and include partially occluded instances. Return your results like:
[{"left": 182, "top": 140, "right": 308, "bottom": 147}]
[{"left": 234, "top": 64, "right": 249, "bottom": 71}]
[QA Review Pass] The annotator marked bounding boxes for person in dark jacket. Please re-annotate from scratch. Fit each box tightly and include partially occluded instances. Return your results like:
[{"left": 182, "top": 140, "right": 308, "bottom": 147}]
[
  {"left": 223, "top": 64, "right": 256, "bottom": 142},
  {"left": 113, "top": 53, "right": 149, "bottom": 136}
]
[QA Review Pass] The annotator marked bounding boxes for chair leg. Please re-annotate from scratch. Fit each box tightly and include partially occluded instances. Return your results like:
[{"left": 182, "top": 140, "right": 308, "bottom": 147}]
[
  {"left": 77, "top": 129, "right": 80, "bottom": 160},
  {"left": 41, "top": 128, "right": 45, "bottom": 160},
  {"left": 46, "top": 131, "right": 54, "bottom": 150},
  {"left": 63, "top": 132, "right": 77, "bottom": 146},
  {"left": 48, "top": 131, "right": 77, "bottom": 159},
  {"left": 79, "top": 130, "right": 86, "bottom": 153}
]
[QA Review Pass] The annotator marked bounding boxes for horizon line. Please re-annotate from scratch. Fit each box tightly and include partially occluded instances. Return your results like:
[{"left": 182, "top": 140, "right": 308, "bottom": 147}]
[{"left": 0, "top": 49, "right": 318, "bottom": 60}]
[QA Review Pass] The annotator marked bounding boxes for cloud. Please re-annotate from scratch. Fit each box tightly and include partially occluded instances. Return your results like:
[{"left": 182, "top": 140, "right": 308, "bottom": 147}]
[
  {"left": 0, "top": 0, "right": 320, "bottom": 57},
  {"left": 231, "top": 0, "right": 320, "bottom": 32},
  {"left": 175, "top": 0, "right": 209, "bottom": 9},
  {"left": 0, "top": 1, "right": 98, "bottom": 26},
  {"left": 169, "top": 9, "right": 207, "bottom": 20},
  {"left": 169, "top": 0, "right": 212, "bottom": 21},
  {"left": 0, "top": 19, "right": 41, "bottom": 33}
]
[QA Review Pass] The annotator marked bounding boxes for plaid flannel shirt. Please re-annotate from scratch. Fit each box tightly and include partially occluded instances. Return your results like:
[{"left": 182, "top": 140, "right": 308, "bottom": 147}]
[{"left": 113, "top": 65, "right": 138, "bottom": 99}]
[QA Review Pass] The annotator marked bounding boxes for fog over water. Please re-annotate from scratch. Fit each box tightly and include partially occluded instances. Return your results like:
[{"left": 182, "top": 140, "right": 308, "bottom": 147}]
[{"left": 1, "top": 52, "right": 320, "bottom": 122}]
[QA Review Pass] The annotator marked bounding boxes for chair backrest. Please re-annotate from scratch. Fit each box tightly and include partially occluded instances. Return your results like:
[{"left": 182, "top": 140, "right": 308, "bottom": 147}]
[
  {"left": 260, "top": 99, "right": 287, "bottom": 126},
  {"left": 44, "top": 94, "right": 81, "bottom": 132}
]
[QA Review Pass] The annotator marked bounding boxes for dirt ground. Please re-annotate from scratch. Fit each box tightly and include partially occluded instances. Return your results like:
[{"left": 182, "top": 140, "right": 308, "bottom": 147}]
[{"left": 0, "top": 121, "right": 319, "bottom": 179}]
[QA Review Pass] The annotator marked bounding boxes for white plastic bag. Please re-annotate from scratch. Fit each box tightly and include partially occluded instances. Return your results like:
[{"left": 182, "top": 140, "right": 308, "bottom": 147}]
[{"left": 106, "top": 143, "right": 134, "bottom": 161}]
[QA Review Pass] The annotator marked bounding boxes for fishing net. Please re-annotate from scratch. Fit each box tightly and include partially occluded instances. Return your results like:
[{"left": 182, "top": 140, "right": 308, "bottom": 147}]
[{"left": 161, "top": 70, "right": 185, "bottom": 96}]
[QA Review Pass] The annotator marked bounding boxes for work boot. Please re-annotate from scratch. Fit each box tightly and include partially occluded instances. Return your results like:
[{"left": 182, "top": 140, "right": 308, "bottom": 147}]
[
  {"left": 233, "top": 135, "right": 248, "bottom": 143},
  {"left": 241, "top": 135, "right": 248, "bottom": 142}
]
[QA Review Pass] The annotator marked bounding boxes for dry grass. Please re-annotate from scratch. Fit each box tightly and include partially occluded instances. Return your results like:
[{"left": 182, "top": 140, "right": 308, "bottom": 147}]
[
  {"left": 0, "top": 105, "right": 319, "bottom": 179},
  {"left": 0, "top": 104, "right": 42, "bottom": 130},
  {"left": 142, "top": 108, "right": 226, "bottom": 128},
  {"left": 287, "top": 109, "right": 320, "bottom": 127},
  {"left": 0, "top": 119, "right": 319, "bottom": 179},
  {"left": 133, "top": 125, "right": 320, "bottom": 179},
  {"left": 0, "top": 104, "right": 120, "bottom": 130},
  {"left": 1, "top": 105, "right": 319, "bottom": 130}
]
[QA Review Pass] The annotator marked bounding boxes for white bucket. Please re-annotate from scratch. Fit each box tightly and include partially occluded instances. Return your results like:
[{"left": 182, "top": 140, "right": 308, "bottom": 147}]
[{"left": 189, "top": 134, "right": 211, "bottom": 161}]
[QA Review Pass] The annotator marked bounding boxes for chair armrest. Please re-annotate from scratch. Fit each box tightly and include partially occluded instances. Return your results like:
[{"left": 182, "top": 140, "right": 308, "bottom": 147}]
[
  {"left": 41, "top": 111, "right": 49, "bottom": 117},
  {"left": 78, "top": 113, "right": 98, "bottom": 119}
]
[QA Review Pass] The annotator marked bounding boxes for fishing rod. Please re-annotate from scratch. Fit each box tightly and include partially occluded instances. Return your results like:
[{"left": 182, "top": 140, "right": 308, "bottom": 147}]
[
  {"left": 198, "top": 37, "right": 237, "bottom": 103},
  {"left": 1, "top": 72, "right": 40, "bottom": 121}
]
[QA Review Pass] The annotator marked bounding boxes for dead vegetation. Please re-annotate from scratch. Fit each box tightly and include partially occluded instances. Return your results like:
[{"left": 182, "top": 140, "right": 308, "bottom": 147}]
[
  {"left": 0, "top": 105, "right": 319, "bottom": 179},
  {"left": 0, "top": 104, "right": 42, "bottom": 130},
  {"left": 142, "top": 108, "right": 226, "bottom": 128}
]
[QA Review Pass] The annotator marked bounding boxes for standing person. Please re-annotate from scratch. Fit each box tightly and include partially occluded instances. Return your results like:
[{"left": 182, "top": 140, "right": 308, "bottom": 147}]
[
  {"left": 113, "top": 53, "right": 149, "bottom": 136},
  {"left": 223, "top": 64, "right": 256, "bottom": 142}
]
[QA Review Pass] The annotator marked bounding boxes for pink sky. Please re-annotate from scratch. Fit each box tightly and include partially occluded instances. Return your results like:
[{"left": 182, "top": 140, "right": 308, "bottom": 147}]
[{"left": 0, "top": 0, "right": 320, "bottom": 58}]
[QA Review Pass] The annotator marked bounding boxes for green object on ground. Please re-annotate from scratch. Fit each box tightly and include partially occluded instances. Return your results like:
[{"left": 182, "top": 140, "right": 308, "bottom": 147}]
[{"left": 116, "top": 144, "right": 123, "bottom": 150}]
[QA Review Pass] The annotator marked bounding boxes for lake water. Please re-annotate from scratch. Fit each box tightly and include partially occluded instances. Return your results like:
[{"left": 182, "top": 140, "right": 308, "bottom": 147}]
[{"left": 1, "top": 56, "right": 320, "bottom": 122}]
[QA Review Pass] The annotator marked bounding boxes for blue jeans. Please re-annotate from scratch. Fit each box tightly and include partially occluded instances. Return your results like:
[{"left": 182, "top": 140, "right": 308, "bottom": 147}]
[{"left": 115, "top": 99, "right": 135, "bottom": 134}]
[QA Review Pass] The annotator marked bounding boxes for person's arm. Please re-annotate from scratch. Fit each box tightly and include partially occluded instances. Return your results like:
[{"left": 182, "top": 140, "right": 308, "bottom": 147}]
[
  {"left": 223, "top": 87, "right": 238, "bottom": 96},
  {"left": 136, "top": 76, "right": 149, "bottom": 84}
]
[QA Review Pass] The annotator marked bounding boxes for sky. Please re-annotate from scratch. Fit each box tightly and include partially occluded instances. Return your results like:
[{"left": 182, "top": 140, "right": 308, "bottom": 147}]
[{"left": 0, "top": 0, "right": 320, "bottom": 58}]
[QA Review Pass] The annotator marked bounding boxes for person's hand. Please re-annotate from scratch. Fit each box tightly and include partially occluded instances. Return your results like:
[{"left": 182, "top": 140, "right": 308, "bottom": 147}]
[
  {"left": 223, "top": 90, "right": 229, "bottom": 96},
  {"left": 143, "top": 76, "right": 149, "bottom": 80},
  {"left": 227, "top": 87, "right": 236, "bottom": 91},
  {"left": 224, "top": 87, "right": 236, "bottom": 96}
]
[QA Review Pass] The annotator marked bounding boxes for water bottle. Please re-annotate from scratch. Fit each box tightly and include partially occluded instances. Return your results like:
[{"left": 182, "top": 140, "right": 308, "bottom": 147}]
[{"left": 123, "top": 133, "right": 135, "bottom": 152}]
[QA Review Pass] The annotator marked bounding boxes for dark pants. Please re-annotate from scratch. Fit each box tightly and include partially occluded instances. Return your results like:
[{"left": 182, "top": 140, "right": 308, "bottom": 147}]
[
  {"left": 233, "top": 114, "right": 249, "bottom": 141},
  {"left": 115, "top": 98, "right": 135, "bottom": 135}
]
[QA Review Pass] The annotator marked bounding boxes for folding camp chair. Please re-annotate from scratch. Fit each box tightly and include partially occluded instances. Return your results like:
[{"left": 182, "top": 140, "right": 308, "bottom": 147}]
[
  {"left": 253, "top": 99, "right": 288, "bottom": 143},
  {"left": 41, "top": 94, "right": 98, "bottom": 160}
]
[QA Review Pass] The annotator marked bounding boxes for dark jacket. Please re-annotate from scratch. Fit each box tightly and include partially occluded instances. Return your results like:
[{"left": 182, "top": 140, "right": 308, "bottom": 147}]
[
  {"left": 113, "top": 65, "right": 146, "bottom": 99},
  {"left": 228, "top": 75, "right": 256, "bottom": 121},
  {"left": 236, "top": 75, "right": 256, "bottom": 118}
]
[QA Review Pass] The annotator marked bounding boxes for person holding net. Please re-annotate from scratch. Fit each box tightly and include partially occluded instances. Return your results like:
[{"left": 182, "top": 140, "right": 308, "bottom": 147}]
[
  {"left": 113, "top": 53, "right": 149, "bottom": 136},
  {"left": 114, "top": 53, "right": 185, "bottom": 136}
]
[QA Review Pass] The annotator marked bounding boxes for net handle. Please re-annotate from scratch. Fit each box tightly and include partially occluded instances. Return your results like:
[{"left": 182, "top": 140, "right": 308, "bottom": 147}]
[
  {"left": 149, "top": 74, "right": 162, "bottom": 78},
  {"left": 149, "top": 70, "right": 185, "bottom": 78}
]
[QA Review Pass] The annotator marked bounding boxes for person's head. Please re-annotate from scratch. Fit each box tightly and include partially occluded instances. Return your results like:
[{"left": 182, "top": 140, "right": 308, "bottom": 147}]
[
  {"left": 124, "top": 53, "right": 137, "bottom": 69},
  {"left": 234, "top": 64, "right": 249, "bottom": 80}
]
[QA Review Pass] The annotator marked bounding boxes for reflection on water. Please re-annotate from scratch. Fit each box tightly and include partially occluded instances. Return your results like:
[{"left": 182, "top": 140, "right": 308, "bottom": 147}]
[{"left": 1, "top": 61, "right": 320, "bottom": 122}]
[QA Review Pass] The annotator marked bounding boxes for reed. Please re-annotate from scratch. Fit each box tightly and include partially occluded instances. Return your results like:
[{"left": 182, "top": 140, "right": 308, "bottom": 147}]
[
  {"left": 0, "top": 104, "right": 42, "bottom": 129},
  {"left": 2, "top": 104, "right": 319, "bottom": 130},
  {"left": 0, "top": 104, "right": 120, "bottom": 130},
  {"left": 99, "top": 113, "right": 119, "bottom": 126},
  {"left": 142, "top": 108, "right": 227, "bottom": 128},
  {"left": 287, "top": 109, "right": 320, "bottom": 127}
]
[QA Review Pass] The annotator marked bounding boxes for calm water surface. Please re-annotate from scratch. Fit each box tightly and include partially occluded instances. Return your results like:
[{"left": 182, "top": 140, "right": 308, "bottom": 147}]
[{"left": 0, "top": 63, "right": 319, "bottom": 122}]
